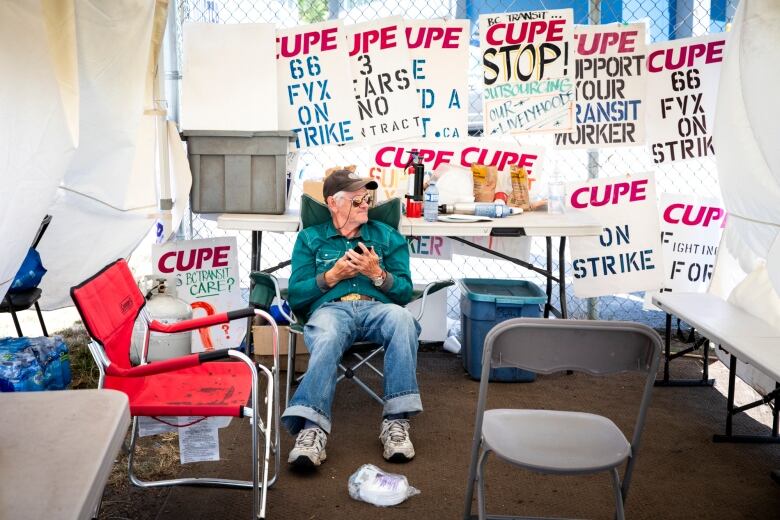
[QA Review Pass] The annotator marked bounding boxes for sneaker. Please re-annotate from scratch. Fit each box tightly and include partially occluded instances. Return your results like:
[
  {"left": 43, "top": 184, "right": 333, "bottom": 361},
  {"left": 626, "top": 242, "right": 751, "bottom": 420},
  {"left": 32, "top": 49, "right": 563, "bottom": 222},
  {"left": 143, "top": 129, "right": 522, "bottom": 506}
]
[
  {"left": 288, "top": 427, "right": 327, "bottom": 468},
  {"left": 379, "top": 419, "right": 415, "bottom": 462}
]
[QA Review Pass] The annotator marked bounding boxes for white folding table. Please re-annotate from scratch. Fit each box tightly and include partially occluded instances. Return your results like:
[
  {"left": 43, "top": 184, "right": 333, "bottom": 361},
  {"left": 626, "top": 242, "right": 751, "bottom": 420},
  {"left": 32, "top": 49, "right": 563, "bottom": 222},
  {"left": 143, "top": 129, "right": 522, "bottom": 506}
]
[
  {"left": 0, "top": 389, "right": 131, "bottom": 519},
  {"left": 652, "top": 292, "right": 780, "bottom": 446},
  {"left": 218, "top": 210, "right": 601, "bottom": 319}
]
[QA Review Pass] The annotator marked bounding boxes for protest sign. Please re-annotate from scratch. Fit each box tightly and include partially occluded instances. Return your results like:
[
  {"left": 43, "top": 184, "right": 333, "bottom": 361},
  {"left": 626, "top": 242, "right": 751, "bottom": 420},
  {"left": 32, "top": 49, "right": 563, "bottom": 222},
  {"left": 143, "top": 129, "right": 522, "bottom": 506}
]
[
  {"left": 405, "top": 19, "right": 469, "bottom": 139},
  {"left": 479, "top": 8, "right": 575, "bottom": 134},
  {"left": 408, "top": 235, "right": 453, "bottom": 260},
  {"left": 568, "top": 173, "right": 664, "bottom": 298},
  {"left": 152, "top": 237, "right": 245, "bottom": 353},
  {"left": 277, "top": 21, "right": 359, "bottom": 149},
  {"left": 348, "top": 17, "right": 422, "bottom": 144},
  {"left": 644, "top": 194, "right": 725, "bottom": 309},
  {"left": 182, "top": 23, "right": 277, "bottom": 131},
  {"left": 369, "top": 138, "right": 545, "bottom": 201},
  {"left": 645, "top": 33, "right": 727, "bottom": 163},
  {"left": 555, "top": 23, "right": 647, "bottom": 148}
]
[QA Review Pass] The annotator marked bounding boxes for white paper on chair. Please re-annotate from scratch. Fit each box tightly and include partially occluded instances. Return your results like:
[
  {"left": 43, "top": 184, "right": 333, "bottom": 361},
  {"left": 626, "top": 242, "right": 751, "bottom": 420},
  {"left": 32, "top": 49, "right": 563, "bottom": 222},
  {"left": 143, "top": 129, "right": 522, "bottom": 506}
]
[
  {"left": 139, "top": 416, "right": 232, "bottom": 438},
  {"left": 180, "top": 419, "right": 220, "bottom": 464}
]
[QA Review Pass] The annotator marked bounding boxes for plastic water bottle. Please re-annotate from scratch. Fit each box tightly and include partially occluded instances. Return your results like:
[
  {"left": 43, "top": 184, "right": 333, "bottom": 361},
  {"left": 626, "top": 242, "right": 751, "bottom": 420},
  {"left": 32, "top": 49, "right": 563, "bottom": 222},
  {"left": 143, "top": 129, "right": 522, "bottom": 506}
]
[
  {"left": 423, "top": 180, "right": 439, "bottom": 222},
  {"left": 548, "top": 166, "right": 565, "bottom": 215}
]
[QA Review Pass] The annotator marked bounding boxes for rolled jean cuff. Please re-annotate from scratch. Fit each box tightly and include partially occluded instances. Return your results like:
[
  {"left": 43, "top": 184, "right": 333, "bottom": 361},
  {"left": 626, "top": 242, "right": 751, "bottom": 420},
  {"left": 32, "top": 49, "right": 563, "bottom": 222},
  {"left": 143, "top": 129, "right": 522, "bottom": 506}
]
[
  {"left": 281, "top": 405, "right": 332, "bottom": 435},
  {"left": 383, "top": 393, "right": 422, "bottom": 418}
]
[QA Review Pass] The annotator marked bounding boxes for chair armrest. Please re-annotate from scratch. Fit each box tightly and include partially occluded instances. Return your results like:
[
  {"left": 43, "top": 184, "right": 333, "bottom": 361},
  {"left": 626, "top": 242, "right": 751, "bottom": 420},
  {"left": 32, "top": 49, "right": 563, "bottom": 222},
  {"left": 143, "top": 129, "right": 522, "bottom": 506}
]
[
  {"left": 422, "top": 279, "right": 455, "bottom": 297},
  {"left": 105, "top": 349, "right": 236, "bottom": 378},
  {"left": 410, "top": 279, "right": 454, "bottom": 322},
  {"left": 106, "top": 353, "right": 202, "bottom": 377},
  {"left": 150, "top": 308, "right": 255, "bottom": 333}
]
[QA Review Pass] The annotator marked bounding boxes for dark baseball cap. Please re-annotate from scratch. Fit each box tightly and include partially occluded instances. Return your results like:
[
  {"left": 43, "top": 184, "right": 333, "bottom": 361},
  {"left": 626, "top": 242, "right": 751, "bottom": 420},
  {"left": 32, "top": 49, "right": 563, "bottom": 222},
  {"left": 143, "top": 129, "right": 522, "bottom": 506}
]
[{"left": 323, "top": 169, "right": 378, "bottom": 199}]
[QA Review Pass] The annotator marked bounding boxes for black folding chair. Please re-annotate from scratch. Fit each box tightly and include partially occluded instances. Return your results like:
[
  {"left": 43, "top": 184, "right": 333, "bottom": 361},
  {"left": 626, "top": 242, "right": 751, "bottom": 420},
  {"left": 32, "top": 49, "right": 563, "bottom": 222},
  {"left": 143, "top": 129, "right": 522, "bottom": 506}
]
[{"left": 1, "top": 215, "right": 52, "bottom": 337}]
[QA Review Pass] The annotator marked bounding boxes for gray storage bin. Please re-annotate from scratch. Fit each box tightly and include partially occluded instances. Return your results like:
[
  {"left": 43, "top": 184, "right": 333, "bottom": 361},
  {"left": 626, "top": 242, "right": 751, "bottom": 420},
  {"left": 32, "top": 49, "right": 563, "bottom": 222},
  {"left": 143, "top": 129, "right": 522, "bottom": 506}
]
[{"left": 183, "top": 130, "right": 296, "bottom": 214}]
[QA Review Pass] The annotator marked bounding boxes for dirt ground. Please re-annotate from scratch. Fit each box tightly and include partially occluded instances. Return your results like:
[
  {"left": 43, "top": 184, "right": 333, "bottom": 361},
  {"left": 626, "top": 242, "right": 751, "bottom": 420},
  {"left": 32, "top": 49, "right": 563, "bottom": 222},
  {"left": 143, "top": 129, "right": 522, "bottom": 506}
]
[{"left": 92, "top": 341, "right": 780, "bottom": 520}]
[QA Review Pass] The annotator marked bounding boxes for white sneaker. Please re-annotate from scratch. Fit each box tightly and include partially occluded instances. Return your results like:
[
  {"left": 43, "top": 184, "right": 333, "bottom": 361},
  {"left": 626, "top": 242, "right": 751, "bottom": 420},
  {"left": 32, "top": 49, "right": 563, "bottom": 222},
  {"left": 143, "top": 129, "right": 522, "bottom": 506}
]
[
  {"left": 380, "top": 419, "right": 415, "bottom": 462},
  {"left": 288, "top": 427, "right": 327, "bottom": 468}
]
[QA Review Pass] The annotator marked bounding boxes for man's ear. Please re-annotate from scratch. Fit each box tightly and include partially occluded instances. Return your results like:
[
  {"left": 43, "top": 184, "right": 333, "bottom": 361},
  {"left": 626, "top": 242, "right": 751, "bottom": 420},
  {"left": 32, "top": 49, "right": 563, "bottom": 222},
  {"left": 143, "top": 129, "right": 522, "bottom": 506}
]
[{"left": 326, "top": 196, "right": 337, "bottom": 211}]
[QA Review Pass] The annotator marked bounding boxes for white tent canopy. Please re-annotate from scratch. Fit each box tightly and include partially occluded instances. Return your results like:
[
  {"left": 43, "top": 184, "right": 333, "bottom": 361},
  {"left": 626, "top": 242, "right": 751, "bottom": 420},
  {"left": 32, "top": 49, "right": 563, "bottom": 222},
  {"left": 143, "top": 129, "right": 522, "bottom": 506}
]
[
  {"left": 1, "top": 0, "right": 190, "bottom": 309},
  {"left": 710, "top": 0, "right": 780, "bottom": 395}
]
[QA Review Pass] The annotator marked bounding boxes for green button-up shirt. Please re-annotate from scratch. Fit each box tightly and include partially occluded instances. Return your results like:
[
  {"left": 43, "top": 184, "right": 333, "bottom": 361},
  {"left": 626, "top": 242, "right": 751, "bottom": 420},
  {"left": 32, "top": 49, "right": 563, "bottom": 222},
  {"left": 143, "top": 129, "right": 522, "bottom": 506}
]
[{"left": 287, "top": 219, "right": 413, "bottom": 319}]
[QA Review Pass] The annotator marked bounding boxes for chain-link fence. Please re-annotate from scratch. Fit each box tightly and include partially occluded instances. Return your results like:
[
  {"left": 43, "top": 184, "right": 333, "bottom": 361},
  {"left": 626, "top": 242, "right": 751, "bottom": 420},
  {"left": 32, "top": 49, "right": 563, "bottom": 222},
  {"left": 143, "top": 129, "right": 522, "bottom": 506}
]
[{"left": 174, "top": 0, "right": 738, "bottom": 327}]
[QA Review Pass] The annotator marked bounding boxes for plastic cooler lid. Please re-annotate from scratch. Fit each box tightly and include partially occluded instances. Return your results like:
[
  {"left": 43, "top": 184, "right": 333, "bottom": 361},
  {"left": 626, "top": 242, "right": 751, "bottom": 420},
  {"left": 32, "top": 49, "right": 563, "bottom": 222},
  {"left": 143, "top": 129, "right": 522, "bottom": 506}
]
[
  {"left": 181, "top": 130, "right": 297, "bottom": 138},
  {"left": 458, "top": 278, "right": 546, "bottom": 304}
]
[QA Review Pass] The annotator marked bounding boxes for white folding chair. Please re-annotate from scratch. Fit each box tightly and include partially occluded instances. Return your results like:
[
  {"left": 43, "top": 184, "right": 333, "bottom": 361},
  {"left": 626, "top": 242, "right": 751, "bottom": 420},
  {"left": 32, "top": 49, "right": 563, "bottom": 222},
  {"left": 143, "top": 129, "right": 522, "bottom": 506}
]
[{"left": 463, "top": 318, "right": 661, "bottom": 520}]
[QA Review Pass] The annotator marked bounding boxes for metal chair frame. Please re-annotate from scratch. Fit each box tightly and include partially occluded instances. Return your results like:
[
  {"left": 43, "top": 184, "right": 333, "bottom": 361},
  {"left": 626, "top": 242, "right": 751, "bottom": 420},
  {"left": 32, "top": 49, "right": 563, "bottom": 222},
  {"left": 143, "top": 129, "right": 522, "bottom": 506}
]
[
  {"left": 463, "top": 318, "right": 662, "bottom": 520},
  {"left": 1, "top": 215, "right": 52, "bottom": 337},
  {"left": 257, "top": 273, "right": 452, "bottom": 407},
  {"left": 76, "top": 262, "right": 279, "bottom": 520}
]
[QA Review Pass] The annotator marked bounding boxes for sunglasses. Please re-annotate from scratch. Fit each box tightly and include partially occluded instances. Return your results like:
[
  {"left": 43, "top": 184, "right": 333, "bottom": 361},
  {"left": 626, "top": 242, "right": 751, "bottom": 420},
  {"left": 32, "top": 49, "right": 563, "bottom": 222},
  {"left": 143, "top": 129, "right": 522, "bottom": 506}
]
[{"left": 347, "top": 194, "right": 373, "bottom": 207}]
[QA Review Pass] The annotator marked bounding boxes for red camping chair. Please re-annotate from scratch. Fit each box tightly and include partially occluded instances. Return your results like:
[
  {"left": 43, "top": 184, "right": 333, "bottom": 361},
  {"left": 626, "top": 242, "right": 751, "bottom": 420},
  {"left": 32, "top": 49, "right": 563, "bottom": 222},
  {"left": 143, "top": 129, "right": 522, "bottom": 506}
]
[{"left": 70, "top": 259, "right": 279, "bottom": 520}]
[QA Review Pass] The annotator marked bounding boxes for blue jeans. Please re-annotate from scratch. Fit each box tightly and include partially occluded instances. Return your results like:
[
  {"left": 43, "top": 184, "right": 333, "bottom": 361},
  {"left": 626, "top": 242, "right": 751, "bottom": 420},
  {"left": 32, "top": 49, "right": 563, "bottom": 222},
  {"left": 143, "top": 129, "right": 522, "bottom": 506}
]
[{"left": 281, "top": 301, "right": 422, "bottom": 434}]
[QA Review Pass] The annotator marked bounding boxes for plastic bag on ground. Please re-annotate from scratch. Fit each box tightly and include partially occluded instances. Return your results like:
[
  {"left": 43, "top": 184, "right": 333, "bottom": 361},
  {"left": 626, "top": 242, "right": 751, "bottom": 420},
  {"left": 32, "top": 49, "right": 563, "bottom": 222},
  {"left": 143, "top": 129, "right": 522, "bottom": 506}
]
[{"left": 347, "top": 464, "right": 420, "bottom": 507}]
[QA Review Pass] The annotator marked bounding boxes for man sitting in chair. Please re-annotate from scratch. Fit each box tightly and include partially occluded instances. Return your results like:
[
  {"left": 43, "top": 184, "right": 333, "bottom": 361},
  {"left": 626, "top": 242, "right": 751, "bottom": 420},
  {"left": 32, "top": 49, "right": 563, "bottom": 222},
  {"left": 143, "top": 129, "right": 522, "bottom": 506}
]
[{"left": 281, "top": 169, "right": 421, "bottom": 469}]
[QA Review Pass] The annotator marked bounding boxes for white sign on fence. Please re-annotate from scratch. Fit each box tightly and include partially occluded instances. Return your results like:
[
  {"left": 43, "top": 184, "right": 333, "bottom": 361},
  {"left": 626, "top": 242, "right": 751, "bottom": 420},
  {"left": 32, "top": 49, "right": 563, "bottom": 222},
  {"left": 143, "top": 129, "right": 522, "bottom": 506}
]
[
  {"left": 277, "top": 21, "right": 359, "bottom": 149},
  {"left": 182, "top": 23, "right": 277, "bottom": 131},
  {"left": 555, "top": 23, "right": 647, "bottom": 148},
  {"left": 644, "top": 194, "right": 726, "bottom": 309},
  {"left": 347, "top": 17, "right": 422, "bottom": 144},
  {"left": 152, "top": 237, "right": 245, "bottom": 353},
  {"left": 645, "top": 33, "right": 727, "bottom": 164},
  {"left": 568, "top": 173, "right": 664, "bottom": 298},
  {"left": 480, "top": 8, "right": 575, "bottom": 134},
  {"left": 405, "top": 19, "right": 470, "bottom": 139},
  {"left": 369, "top": 138, "right": 546, "bottom": 201}
]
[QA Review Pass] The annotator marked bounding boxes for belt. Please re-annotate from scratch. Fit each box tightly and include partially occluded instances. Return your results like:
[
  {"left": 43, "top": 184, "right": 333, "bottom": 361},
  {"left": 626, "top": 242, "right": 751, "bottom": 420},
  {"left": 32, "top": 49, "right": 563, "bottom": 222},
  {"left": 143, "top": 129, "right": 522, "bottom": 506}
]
[{"left": 336, "top": 293, "right": 374, "bottom": 302}]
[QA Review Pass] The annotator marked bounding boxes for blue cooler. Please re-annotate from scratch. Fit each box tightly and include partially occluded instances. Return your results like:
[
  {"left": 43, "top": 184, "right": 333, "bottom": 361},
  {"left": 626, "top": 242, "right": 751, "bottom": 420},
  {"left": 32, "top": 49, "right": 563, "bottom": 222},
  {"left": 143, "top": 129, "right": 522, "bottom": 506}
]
[{"left": 459, "top": 278, "right": 546, "bottom": 382}]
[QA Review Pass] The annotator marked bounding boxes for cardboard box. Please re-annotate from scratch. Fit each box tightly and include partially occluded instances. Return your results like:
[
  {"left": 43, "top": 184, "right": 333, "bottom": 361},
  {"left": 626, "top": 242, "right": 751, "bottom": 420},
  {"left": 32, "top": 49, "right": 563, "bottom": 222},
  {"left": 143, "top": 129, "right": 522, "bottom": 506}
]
[
  {"left": 252, "top": 325, "right": 308, "bottom": 373},
  {"left": 302, "top": 180, "right": 325, "bottom": 203}
]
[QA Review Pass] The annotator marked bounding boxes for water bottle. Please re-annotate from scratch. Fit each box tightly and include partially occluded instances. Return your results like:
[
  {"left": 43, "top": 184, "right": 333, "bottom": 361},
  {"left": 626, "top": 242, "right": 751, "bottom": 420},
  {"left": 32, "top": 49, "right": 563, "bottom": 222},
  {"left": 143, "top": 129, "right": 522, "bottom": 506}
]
[
  {"left": 423, "top": 180, "right": 439, "bottom": 222},
  {"left": 547, "top": 166, "right": 565, "bottom": 215}
]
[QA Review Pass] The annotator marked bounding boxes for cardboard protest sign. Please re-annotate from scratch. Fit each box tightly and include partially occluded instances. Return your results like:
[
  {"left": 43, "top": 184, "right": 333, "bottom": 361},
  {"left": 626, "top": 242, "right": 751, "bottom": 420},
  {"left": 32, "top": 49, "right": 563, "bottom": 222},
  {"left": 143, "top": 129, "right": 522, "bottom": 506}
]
[
  {"left": 182, "top": 23, "right": 277, "bottom": 131},
  {"left": 555, "top": 23, "right": 647, "bottom": 148},
  {"left": 567, "top": 173, "right": 664, "bottom": 298},
  {"left": 347, "top": 17, "right": 422, "bottom": 144},
  {"left": 277, "top": 21, "right": 359, "bottom": 149},
  {"left": 369, "top": 138, "right": 545, "bottom": 201},
  {"left": 645, "top": 33, "right": 727, "bottom": 163},
  {"left": 479, "top": 9, "right": 575, "bottom": 134},
  {"left": 405, "top": 19, "right": 469, "bottom": 139},
  {"left": 644, "top": 194, "right": 725, "bottom": 309},
  {"left": 153, "top": 237, "right": 244, "bottom": 353}
]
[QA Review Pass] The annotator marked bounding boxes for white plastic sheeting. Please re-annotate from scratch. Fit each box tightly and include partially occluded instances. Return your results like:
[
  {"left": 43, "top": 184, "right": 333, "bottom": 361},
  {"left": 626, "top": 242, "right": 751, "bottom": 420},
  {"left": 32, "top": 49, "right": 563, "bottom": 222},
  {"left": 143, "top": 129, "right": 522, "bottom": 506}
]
[
  {"left": 713, "top": 0, "right": 780, "bottom": 295},
  {"left": 711, "top": 0, "right": 780, "bottom": 395},
  {"left": 0, "top": 0, "right": 77, "bottom": 300},
  {"left": 0, "top": 0, "right": 191, "bottom": 309}
]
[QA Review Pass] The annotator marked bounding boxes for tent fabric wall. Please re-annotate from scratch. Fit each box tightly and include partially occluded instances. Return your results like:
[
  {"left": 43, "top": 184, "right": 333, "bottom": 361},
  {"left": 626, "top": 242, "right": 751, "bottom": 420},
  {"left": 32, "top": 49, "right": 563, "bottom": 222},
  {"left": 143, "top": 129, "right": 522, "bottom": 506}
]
[
  {"left": 0, "top": 0, "right": 77, "bottom": 301},
  {"left": 38, "top": 0, "right": 160, "bottom": 309},
  {"left": 713, "top": 0, "right": 780, "bottom": 293},
  {"left": 711, "top": 0, "right": 780, "bottom": 395},
  {"left": 2, "top": 0, "right": 172, "bottom": 309}
]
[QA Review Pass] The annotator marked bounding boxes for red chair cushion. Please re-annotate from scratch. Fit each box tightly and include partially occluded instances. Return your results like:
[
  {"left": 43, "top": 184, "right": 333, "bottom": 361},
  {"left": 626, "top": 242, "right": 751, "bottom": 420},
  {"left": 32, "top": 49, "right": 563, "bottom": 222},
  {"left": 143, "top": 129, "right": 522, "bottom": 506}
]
[
  {"left": 71, "top": 259, "right": 145, "bottom": 369},
  {"left": 105, "top": 361, "right": 253, "bottom": 417}
]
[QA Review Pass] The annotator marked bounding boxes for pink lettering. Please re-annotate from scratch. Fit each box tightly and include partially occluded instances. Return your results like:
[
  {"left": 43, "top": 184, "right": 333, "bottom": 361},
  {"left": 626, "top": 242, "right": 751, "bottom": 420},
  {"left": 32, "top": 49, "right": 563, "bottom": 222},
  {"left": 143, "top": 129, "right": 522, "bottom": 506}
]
[
  {"left": 350, "top": 25, "right": 398, "bottom": 56},
  {"left": 277, "top": 28, "right": 338, "bottom": 59},
  {"left": 485, "top": 19, "right": 565, "bottom": 46},
  {"left": 647, "top": 40, "right": 726, "bottom": 72},
  {"left": 575, "top": 30, "right": 637, "bottom": 55}
]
